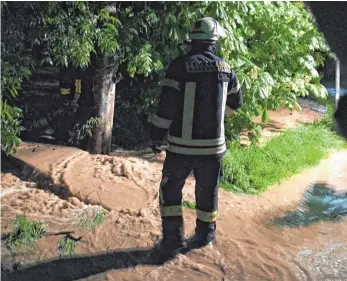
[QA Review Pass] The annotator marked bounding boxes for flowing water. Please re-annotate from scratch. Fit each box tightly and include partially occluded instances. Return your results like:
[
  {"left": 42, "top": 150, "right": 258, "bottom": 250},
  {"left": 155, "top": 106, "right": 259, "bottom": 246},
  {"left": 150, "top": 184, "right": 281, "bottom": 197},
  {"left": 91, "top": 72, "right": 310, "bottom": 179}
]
[{"left": 1, "top": 143, "right": 347, "bottom": 281}]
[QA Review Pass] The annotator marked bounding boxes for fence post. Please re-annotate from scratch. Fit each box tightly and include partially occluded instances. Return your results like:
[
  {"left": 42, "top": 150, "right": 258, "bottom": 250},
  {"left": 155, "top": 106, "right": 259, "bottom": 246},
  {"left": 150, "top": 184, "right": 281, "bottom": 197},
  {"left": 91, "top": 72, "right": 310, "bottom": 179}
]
[{"left": 335, "top": 57, "right": 340, "bottom": 109}]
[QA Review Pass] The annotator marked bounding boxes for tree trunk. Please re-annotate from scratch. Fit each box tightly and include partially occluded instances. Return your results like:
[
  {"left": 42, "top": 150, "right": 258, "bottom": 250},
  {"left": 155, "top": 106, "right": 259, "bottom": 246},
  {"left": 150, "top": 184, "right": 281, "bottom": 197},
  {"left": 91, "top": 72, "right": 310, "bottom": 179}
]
[{"left": 88, "top": 56, "right": 118, "bottom": 154}]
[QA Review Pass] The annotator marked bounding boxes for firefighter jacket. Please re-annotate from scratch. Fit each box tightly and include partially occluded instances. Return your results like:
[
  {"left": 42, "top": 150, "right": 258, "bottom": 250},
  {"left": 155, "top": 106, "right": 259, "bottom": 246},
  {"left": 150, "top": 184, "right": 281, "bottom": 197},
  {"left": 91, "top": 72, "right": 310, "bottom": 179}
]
[{"left": 149, "top": 42, "right": 243, "bottom": 157}]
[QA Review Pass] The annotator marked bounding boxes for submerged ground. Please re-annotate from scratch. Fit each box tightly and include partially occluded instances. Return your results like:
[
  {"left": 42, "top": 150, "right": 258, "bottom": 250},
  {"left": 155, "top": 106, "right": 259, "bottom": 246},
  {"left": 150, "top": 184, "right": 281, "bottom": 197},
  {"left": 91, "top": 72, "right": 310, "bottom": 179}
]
[{"left": 1, "top": 106, "right": 347, "bottom": 281}]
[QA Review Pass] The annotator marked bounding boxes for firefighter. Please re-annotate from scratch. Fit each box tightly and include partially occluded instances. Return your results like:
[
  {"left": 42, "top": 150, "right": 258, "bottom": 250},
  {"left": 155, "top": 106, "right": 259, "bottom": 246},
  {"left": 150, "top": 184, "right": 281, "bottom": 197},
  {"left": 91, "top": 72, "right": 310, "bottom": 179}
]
[
  {"left": 59, "top": 66, "right": 74, "bottom": 106},
  {"left": 70, "top": 68, "right": 83, "bottom": 112},
  {"left": 59, "top": 66, "right": 85, "bottom": 111},
  {"left": 148, "top": 17, "right": 244, "bottom": 253}
]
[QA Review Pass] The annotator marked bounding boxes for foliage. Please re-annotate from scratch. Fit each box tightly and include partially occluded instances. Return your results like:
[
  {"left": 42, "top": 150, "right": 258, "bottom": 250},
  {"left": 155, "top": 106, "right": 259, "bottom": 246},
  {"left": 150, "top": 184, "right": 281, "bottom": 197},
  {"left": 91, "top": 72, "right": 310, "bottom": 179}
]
[
  {"left": 113, "top": 1, "right": 331, "bottom": 144},
  {"left": 218, "top": 1, "right": 330, "bottom": 142},
  {"left": 5, "top": 216, "right": 45, "bottom": 249},
  {"left": 42, "top": 1, "right": 170, "bottom": 74},
  {"left": 75, "top": 206, "right": 105, "bottom": 231},
  {"left": 183, "top": 200, "right": 196, "bottom": 210},
  {"left": 1, "top": 1, "right": 332, "bottom": 150},
  {"left": 1, "top": 2, "right": 40, "bottom": 154},
  {"left": 112, "top": 103, "right": 150, "bottom": 149},
  {"left": 91, "top": 209, "right": 105, "bottom": 230},
  {"left": 221, "top": 114, "right": 347, "bottom": 194},
  {"left": 44, "top": 2, "right": 120, "bottom": 68},
  {"left": 1, "top": 101, "right": 23, "bottom": 155},
  {"left": 68, "top": 117, "right": 101, "bottom": 146},
  {"left": 58, "top": 234, "right": 77, "bottom": 257},
  {"left": 312, "top": 100, "right": 336, "bottom": 130}
]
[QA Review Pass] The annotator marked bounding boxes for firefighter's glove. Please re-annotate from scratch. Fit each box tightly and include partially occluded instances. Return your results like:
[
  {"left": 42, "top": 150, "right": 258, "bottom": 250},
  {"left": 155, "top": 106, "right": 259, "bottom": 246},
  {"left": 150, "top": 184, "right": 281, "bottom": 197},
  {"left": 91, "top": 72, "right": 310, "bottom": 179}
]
[{"left": 150, "top": 141, "right": 165, "bottom": 154}]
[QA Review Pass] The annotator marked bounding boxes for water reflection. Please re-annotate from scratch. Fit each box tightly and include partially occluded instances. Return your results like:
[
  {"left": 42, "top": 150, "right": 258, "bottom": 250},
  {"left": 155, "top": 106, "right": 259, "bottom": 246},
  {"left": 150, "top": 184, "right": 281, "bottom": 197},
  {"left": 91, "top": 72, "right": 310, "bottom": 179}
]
[{"left": 273, "top": 183, "right": 347, "bottom": 228}]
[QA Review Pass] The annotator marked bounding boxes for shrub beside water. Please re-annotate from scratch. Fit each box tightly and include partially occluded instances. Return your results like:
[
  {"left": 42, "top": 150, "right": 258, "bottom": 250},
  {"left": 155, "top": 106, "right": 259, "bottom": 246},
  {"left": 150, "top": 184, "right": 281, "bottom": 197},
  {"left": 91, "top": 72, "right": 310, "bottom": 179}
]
[{"left": 221, "top": 112, "right": 346, "bottom": 194}]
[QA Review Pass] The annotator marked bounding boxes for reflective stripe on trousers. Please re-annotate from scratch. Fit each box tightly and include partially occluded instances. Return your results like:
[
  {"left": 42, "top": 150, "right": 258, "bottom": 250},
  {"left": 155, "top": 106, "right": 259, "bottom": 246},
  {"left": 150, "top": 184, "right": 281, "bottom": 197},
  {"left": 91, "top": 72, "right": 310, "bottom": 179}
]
[
  {"left": 160, "top": 205, "right": 183, "bottom": 217},
  {"left": 60, "top": 88, "right": 70, "bottom": 95},
  {"left": 196, "top": 209, "right": 218, "bottom": 223},
  {"left": 75, "top": 79, "right": 82, "bottom": 94}
]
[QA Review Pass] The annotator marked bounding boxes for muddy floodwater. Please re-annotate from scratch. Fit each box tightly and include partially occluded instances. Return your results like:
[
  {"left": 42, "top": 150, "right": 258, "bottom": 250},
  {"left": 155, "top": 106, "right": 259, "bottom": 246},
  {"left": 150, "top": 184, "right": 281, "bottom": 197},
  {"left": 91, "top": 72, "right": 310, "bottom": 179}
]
[{"left": 1, "top": 143, "right": 347, "bottom": 281}]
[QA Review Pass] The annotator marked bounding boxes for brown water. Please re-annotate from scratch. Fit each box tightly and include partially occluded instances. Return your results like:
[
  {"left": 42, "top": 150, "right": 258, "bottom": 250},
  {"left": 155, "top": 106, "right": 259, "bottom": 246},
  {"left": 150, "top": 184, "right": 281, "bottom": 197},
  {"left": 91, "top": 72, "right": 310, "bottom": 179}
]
[{"left": 1, "top": 143, "right": 347, "bottom": 281}]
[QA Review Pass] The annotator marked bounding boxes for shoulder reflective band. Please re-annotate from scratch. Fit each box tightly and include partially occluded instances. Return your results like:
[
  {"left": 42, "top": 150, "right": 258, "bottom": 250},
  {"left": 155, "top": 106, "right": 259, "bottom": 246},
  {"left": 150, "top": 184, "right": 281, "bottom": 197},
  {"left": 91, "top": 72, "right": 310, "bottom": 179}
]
[
  {"left": 196, "top": 209, "right": 217, "bottom": 223},
  {"left": 150, "top": 114, "right": 172, "bottom": 129},
  {"left": 227, "top": 79, "right": 240, "bottom": 95},
  {"left": 60, "top": 88, "right": 71, "bottom": 95},
  {"left": 182, "top": 82, "right": 196, "bottom": 139},
  {"left": 75, "top": 79, "right": 82, "bottom": 94},
  {"left": 160, "top": 205, "right": 182, "bottom": 217},
  {"left": 163, "top": 78, "right": 180, "bottom": 91}
]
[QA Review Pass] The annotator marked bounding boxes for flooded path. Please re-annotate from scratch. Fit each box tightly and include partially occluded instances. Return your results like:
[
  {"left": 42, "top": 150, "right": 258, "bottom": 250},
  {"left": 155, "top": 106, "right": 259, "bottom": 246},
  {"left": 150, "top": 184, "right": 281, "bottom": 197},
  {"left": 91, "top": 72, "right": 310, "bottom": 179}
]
[{"left": 1, "top": 144, "right": 347, "bottom": 281}]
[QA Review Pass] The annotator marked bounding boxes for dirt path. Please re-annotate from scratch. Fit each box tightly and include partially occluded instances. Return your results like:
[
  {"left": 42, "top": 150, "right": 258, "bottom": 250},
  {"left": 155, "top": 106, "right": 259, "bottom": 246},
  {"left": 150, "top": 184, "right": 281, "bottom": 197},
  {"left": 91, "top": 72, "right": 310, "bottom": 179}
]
[{"left": 240, "top": 105, "right": 321, "bottom": 145}]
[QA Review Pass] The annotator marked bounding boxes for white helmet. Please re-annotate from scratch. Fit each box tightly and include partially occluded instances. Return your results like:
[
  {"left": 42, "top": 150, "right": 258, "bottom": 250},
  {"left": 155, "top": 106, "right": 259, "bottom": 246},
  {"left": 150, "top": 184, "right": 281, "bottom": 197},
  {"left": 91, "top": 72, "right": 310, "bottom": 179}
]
[{"left": 188, "top": 17, "right": 227, "bottom": 41}]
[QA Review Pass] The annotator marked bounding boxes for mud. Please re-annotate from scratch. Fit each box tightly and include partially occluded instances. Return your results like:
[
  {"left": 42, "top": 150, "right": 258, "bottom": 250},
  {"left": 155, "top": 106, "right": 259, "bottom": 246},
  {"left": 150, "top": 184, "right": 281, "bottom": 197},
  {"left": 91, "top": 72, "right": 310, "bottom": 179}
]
[
  {"left": 1, "top": 108, "right": 346, "bottom": 281},
  {"left": 240, "top": 105, "right": 322, "bottom": 145}
]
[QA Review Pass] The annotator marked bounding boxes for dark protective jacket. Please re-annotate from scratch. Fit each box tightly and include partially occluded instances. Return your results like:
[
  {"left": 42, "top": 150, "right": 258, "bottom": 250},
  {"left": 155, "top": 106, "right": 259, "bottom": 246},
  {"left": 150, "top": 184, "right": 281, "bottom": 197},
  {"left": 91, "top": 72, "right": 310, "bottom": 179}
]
[{"left": 149, "top": 42, "right": 243, "bottom": 156}]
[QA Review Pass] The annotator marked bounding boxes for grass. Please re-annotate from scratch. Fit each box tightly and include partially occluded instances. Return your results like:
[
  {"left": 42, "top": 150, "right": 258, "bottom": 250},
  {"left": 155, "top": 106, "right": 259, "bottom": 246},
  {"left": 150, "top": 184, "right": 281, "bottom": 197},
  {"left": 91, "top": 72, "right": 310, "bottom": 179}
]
[
  {"left": 221, "top": 108, "right": 347, "bottom": 194},
  {"left": 5, "top": 216, "right": 80, "bottom": 261},
  {"left": 183, "top": 200, "right": 196, "bottom": 210},
  {"left": 5, "top": 216, "right": 45, "bottom": 249},
  {"left": 75, "top": 206, "right": 105, "bottom": 231},
  {"left": 58, "top": 234, "right": 77, "bottom": 257},
  {"left": 92, "top": 209, "right": 105, "bottom": 230}
]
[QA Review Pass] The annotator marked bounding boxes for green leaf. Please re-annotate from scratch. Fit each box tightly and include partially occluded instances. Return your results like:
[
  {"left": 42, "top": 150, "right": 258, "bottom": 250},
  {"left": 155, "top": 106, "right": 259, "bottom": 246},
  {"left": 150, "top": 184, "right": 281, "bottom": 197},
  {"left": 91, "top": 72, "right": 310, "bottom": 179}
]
[
  {"left": 302, "top": 29, "right": 315, "bottom": 40},
  {"left": 318, "top": 85, "right": 328, "bottom": 99},
  {"left": 261, "top": 108, "right": 269, "bottom": 124},
  {"left": 308, "top": 84, "right": 319, "bottom": 97},
  {"left": 10, "top": 87, "right": 18, "bottom": 98},
  {"left": 258, "top": 86, "right": 270, "bottom": 99},
  {"left": 293, "top": 101, "right": 302, "bottom": 112}
]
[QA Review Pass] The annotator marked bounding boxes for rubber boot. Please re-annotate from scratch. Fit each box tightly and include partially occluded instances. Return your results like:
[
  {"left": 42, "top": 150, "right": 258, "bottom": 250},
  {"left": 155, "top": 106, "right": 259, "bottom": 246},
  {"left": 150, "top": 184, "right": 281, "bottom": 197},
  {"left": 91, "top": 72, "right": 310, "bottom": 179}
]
[
  {"left": 155, "top": 217, "right": 186, "bottom": 260},
  {"left": 188, "top": 220, "right": 216, "bottom": 249}
]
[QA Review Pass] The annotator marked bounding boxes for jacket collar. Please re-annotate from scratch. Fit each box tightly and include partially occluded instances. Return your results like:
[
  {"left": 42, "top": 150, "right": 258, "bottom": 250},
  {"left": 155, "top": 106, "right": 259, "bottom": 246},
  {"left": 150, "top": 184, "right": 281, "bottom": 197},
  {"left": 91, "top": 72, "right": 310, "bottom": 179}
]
[{"left": 188, "top": 41, "right": 216, "bottom": 55}]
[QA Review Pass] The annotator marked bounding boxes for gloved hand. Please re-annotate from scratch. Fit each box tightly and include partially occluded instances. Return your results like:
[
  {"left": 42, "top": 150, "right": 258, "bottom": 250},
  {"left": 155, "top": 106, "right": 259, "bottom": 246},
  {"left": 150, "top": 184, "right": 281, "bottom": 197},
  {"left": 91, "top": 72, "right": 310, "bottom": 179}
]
[{"left": 150, "top": 141, "right": 166, "bottom": 154}]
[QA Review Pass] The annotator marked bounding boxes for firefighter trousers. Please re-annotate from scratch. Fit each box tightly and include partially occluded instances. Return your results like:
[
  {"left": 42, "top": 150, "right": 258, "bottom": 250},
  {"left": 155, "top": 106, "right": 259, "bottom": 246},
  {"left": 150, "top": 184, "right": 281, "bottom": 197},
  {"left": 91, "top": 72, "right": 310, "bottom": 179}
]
[{"left": 159, "top": 151, "right": 222, "bottom": 243}]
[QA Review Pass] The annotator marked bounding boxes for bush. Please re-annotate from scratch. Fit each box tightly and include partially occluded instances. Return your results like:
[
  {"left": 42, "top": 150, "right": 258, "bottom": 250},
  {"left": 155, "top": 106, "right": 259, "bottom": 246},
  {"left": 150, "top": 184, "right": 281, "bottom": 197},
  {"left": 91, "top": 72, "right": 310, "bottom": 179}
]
[
  {"left": 1, "top": 101, "right": 23, "bottom": 155},
  {"left": 112, "top": 104, "right": 150, "bottom": 149},
  {"left": 5, "top": 216, "right": 45, "bottom": 248}
]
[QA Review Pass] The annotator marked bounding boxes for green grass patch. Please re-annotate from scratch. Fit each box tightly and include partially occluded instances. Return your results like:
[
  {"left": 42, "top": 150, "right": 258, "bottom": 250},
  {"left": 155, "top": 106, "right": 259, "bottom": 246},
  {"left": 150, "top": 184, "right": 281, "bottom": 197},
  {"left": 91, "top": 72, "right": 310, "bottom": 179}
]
[
  {"left": 58, "top": 234, "right": 77, "bottom": 257},
  {"left": 92, "top": 209, "right": 105, "bottom": 230},
  {"left": 183, "top": 200, "right": 196, "bottom": 210},
  {"left": 221, "top": 114, "right": 347, "bottom": 194},
  {"left": 75, "top": 207, "right": 105, "bottom": 231},
  {"left": 5, "top": 216, "right": 45, "bottom": 249}
]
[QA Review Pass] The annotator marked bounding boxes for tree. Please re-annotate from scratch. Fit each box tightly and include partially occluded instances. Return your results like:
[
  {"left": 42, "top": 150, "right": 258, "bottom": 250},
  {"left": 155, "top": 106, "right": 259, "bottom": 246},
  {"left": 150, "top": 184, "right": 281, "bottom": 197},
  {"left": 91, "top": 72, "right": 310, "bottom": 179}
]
[
  {"left": 1, "top": 1, "right": 330, "bottom": 154},
  {"left": 42, "top": 1, "right": 173, "bottom": 154},
  {"left": 132, "top": 1, "right": 330, "bottom": 144},
  {"left": 1, "top": 2, "right": 39, "bottom": 155},
  {"left": 118, "top": 1, "right": 330, "bottom": 144},
  {"left": 41, "top": 2, "right": 118, "bottom": 154}
]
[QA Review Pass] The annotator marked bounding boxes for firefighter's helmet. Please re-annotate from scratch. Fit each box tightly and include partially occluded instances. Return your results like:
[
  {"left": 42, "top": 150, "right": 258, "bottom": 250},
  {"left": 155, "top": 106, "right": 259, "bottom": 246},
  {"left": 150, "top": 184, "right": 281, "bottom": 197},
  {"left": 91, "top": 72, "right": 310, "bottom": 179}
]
[{"left": 189, "top": 17, "right": 227, "bottom": 41}]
